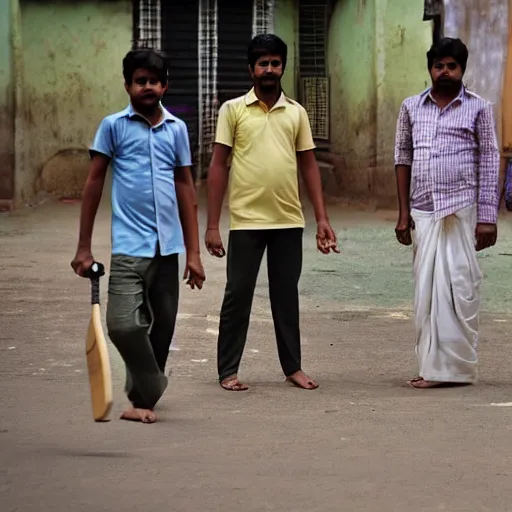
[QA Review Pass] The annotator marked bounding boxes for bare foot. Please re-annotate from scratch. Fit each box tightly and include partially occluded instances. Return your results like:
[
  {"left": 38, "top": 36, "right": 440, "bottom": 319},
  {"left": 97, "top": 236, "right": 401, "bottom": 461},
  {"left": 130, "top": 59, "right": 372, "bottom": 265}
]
[
  {"left": 286, "top": 370, "right": 318, "bottom": 390},
  {"left": 220, "top": 375, "right": 249, "bottom": 391},
  {"left": 407, "top": 377, "right": 445, "bottom": 389},
  {"left": 120, "top": 407, "right": 157, "bottom": 423}
]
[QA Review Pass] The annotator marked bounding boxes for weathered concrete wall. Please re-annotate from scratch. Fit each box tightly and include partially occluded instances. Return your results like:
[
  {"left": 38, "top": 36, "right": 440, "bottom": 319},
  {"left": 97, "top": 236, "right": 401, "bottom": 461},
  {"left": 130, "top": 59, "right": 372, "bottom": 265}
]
[
  {"left": 374, "top": 0, "right": 432, "bottom": 205},
  {"left": 444, "top": 0, "right": 509, "bottom": 148},
  {"left": 324, "top": 0, "right": 432, "bottom": 206},
  {"left": 327, "top": 0, "right": 377, "bottom": 198},
  {"left": 16, "top": 0, "right": 132, "bottom": 206},
  {"left": 274, "top": 0, "right": 297, "bottom": 99},
  {"left": 0, "top": 0, "right": 16, "bottom": 210}
]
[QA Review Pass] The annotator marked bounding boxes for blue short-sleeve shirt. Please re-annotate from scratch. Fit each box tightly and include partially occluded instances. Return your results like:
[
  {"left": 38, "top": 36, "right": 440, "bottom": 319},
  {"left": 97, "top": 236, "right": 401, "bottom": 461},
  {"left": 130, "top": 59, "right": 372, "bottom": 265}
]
[{"left": 90, "top": 104, "right": 192, "bottom": 258}]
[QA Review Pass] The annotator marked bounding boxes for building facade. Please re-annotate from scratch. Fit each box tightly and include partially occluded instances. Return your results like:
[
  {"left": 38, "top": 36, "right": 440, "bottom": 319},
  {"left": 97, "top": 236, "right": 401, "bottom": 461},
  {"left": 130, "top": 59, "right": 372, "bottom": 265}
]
[{"left": 1, "top": 0, "right": 510, "bottom": 211}]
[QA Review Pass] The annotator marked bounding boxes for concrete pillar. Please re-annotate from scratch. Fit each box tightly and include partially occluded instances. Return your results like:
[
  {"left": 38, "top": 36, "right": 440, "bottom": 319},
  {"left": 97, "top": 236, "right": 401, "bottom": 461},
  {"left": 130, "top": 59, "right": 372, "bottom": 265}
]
[{"left": 0, "top": 0, "right": 19, "bottom": 211}]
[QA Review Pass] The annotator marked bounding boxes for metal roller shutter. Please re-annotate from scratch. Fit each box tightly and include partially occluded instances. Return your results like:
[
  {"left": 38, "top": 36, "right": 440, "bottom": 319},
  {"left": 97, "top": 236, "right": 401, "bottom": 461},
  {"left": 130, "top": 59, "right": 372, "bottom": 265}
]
[
  {"left": 217, "top": 0, "right": 254, "bottom": 106},
  {"left": 161, "top": 0, "right": 200, "bottom": 164}
]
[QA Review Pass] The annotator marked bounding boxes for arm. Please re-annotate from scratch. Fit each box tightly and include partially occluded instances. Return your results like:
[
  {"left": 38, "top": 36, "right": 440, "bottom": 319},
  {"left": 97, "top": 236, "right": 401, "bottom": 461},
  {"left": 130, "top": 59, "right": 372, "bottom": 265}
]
[
  {"left": 297, "top": 150, "right": 328, "bottom": 223},
  {"left": 71, "top": 153, "right": 110, "bottom": 275},
  {"left": 474, "top": 103, "right": 500, "bottom": 251},
  {"left": 394, "top": 102, "right": 413, "bottom": 245},
  {"left": 175, "top": 165, "right": 200, "bottom": 255},
  {"left": 174, "top": 124, "right": 205, "bottom": 287},
  {"left": 295, "top": 107, "right": 338, "bottom": 253},
  {"left": 475, "top": 103, "right": 500, "bottom": 225},
  {"left": 395, "top": 165, "right": 412, "bottom": 221},
  {"left": 205, "top": 102, "right": 234, "bottom": 257},
  {"left": 206, "top": 143, "right": 231, "bottom": 231}
]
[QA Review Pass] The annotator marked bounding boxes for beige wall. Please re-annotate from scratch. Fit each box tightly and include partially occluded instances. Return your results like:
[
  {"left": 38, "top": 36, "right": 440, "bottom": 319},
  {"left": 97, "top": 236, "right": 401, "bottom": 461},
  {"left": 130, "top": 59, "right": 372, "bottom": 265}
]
[{"left": 15, "top": 0, "right": 132, "bottom": 206}]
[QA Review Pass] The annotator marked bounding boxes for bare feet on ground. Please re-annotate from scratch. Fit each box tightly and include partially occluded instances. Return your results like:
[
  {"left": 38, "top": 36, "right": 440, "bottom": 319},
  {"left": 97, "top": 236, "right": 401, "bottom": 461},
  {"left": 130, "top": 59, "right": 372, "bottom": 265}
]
[
  {"left": 220, "top": 375, "right": 249, "bottom": 391},
  {"left": 120, "top": 407, "right": 157, "bottom": 423},
  {"left": 286, "top": 370, "right": 319, "bottom": 390},
  {"left": 406, "top": 377, "right": 469, "bottom": 389}
]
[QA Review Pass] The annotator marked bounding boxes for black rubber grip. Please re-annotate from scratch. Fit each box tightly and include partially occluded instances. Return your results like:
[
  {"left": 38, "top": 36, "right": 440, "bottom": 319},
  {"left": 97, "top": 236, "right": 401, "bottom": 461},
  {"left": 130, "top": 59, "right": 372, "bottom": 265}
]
[{"left": 84, "top": 262, "right": 105, "bottom": 305}]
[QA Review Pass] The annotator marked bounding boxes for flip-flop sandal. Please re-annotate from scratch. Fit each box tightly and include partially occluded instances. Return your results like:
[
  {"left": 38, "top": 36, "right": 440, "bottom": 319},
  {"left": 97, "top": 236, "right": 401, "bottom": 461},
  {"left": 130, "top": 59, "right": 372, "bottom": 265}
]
[{"left": 220, "top": 380, "right": 248, "bottom": 391}]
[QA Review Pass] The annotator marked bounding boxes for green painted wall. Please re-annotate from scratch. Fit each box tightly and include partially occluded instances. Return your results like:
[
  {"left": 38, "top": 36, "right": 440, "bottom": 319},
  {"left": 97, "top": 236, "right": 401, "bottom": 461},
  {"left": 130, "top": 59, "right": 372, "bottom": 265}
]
[
  {"left": 274, "top": 0, "right": 297, "bottom": 99},
  {"left": 16, "top": 0, "right": 132, "bottom": 205},
  {"left": 274, "top": 0, "right": 432, "bottom": 204},
  {"left": 373, "top": 0, "right": 432, "bottom": 204},
  {"left": 327, "top": 0, "right": 377, "bottom": 197},
  {"left": 0, "top": 0, "right": 15, "bottom": 207}
]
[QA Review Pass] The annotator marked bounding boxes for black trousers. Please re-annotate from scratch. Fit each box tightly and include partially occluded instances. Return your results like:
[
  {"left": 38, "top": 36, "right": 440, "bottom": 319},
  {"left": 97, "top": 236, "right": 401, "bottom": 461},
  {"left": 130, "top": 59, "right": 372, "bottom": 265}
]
[{"left": 217, "top": 228, "right": 303, "bottom": 381}]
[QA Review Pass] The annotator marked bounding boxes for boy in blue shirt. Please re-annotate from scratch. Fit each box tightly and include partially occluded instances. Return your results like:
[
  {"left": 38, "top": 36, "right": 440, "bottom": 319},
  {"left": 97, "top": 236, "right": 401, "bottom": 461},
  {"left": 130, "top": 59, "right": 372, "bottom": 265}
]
[{"left": 71, "top": 50, "right": 205, "bottom": 424}]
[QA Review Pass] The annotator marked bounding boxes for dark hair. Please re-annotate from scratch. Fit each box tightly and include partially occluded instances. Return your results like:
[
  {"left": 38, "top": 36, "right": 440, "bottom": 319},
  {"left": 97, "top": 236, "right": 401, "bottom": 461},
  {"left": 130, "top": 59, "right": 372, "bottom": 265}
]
[
  {"left": 247, "top": 34, "right": 288, "bottom": 70},
  {"left": 426, "top": 37, "right": 469, "bottom": 73},
  {"left": 122, "top": 49, "right": 168, "bottom": 85}
]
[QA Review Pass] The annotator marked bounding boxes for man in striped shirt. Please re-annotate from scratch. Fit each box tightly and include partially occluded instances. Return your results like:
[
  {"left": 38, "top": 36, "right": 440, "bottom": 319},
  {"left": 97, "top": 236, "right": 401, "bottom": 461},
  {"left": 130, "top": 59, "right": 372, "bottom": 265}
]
[{"left": 394, "top": 38, "right": 500, "bottom": 389}]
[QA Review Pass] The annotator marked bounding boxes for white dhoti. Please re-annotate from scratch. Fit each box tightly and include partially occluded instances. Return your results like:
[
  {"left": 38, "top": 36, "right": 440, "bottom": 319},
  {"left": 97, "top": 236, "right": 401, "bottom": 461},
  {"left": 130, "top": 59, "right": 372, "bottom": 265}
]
[{"left": 411, "top": 204, "right": 483, "bottom": 383}]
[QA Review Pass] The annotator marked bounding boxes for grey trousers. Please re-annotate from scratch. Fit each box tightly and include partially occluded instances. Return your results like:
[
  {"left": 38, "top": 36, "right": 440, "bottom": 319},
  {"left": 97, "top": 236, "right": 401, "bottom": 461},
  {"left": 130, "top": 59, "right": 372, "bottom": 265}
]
[{"left": 106, "top": 253, "right": 179, "bottom": 409}]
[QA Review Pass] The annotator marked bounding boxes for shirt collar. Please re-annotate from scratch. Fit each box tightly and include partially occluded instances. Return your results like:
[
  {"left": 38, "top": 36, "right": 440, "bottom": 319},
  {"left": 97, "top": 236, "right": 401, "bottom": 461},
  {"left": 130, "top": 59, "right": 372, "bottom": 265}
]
[
  {"left": 245, "top": 87, "right": 289, "bottom": 110},
  {"left": 125, "top": 102, "right": 176, "bottom": 124},
  {"left": 420, "top": 85, "right": 467, "bottom": 106}
]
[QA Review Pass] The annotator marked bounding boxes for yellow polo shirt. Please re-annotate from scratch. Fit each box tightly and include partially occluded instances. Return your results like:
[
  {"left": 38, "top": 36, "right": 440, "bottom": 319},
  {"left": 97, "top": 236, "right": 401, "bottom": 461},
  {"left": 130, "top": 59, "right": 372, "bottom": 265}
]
[{"left": 215, "top": 87, "right": 316, "bottom": 230}]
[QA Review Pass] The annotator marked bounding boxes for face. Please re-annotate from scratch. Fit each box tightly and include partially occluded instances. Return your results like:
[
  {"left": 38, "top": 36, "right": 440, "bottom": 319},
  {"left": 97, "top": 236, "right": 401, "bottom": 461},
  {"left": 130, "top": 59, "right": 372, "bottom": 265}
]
[
  {"left": 125, "top": 68, "right": 167, "bottom": 110},
  {"left": 430, "top": 57, "right": 463, "bottom": 92},
  {"left": 249, "top": 54, "right": 283, "bottom": 91}
]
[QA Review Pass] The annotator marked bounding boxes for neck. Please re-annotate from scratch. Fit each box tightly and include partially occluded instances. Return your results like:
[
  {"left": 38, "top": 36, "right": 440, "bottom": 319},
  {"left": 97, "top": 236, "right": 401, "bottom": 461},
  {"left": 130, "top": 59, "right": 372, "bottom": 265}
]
[
  {"left": 254, "top": 85, "right": 281, "bottom": 109},
  {"left": 431, "top": 83, "right": 462, "bottom": 104},
  {"left": 133, "top": 103, "right": 163, "bottom": 126}
]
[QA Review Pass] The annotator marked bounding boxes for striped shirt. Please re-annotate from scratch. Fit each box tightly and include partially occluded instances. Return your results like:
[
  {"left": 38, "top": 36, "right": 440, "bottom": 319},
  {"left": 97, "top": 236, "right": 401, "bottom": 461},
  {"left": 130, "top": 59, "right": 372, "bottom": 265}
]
[{"left": 394, "top": 86, "right": 500, "bottom": 224}]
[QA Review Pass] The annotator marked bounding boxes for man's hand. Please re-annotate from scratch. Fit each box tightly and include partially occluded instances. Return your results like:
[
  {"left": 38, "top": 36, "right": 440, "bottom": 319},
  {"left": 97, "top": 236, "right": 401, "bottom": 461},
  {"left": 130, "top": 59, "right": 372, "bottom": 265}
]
[
  {"left": 316, "top": 220, "right": 340, "bottom": 254},
  {"left": 205, "top": 228, "right": 226, "bottom": 258},
  {"left": 184, "top": 252, "right": 206, "bottom": 290},
  {"left": 71, "top": 248, "right": 94, "bottom": 277},
  {"left": 395, "top": 215, "right": 414, "bottom": 246},
  {"left": 475, "top": 223, "right": 497, "bottom": 252}
]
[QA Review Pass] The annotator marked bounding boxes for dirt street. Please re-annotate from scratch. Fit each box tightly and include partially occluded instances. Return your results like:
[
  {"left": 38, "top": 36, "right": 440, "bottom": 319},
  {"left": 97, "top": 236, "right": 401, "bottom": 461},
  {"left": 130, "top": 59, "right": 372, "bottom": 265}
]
[{"left": 2, "top": 191, "right": 512, "bottom": 512}]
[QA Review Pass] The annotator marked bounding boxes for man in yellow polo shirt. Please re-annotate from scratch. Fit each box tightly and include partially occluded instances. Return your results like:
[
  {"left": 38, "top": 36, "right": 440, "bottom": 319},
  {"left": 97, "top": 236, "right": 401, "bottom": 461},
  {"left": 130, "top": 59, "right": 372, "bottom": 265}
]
[{"left": 205, "top": 34, "right": 339, "bottom": 392}]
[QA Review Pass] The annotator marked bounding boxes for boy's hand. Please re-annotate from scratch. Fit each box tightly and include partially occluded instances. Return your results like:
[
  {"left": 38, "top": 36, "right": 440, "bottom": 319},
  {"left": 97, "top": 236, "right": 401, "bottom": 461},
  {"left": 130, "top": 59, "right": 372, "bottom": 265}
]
[
  {"left": 71, "top": 248, "right": 94, "bottom": 277},
  {"left": 316, "top": 220, "right": 340, "bottom": 254},
  {"left": 205, "top": 228, "right": 226, "bottom": 258},
  {"left": 184, "top": 252, "right": 206, "bottom": 290}
]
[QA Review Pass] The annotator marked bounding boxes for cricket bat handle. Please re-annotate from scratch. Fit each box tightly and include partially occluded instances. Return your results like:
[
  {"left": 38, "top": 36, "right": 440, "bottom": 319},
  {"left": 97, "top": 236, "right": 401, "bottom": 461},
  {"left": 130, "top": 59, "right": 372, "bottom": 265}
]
[{"left": 84, "top": 261, "right": 105, "bottom": 306}]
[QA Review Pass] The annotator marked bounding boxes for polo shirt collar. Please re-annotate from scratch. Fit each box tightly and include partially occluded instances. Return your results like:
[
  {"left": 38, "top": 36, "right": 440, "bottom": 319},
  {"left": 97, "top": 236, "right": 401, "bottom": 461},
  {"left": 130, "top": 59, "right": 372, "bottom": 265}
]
[{"left": 245, "top": 87, "right": 289, "bottom": 110}]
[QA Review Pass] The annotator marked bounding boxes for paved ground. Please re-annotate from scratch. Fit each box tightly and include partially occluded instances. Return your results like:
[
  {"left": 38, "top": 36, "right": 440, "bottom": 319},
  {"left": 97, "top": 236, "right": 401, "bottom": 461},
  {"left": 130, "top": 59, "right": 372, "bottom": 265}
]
[{"left": 2, "top": 190, "right": 512, "bottom": 512}]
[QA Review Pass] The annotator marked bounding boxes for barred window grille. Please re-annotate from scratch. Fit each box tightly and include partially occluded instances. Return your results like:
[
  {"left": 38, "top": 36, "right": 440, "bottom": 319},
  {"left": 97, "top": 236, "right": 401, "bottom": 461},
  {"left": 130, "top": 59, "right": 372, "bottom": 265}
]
[
  {"left": 301, "top": 76, "right": 329, "bottom": 141},
  {"left": 252, "top": 0, "right": 275, "bottom": 37},
  {"left": 133, "top": 0, "right": 162, "bottom": 50},
  {"left": 299, "top": 0, "right": 330, "bottom": 141},
  {"left": 198, "top": 0, "right": 219, "bottom": 173}
]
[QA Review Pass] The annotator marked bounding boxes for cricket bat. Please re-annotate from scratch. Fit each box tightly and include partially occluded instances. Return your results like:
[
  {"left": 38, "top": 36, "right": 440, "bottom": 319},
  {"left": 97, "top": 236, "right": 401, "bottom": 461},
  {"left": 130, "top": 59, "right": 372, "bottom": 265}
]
[{"left": 84, "top": 262, "right": 113, "bottom": 422}]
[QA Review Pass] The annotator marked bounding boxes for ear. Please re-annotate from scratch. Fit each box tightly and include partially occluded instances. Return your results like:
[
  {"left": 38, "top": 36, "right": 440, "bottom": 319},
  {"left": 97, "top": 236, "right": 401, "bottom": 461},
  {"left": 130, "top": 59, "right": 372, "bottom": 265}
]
[
  {"left": 248, "top": 64, "right": 254, "bottom": 77},
  {"left": 124, "top": 82, "right": 130, "bottom": 93},
  {"left": 162, "top": 82, "right": 169, "bottom": 95}
]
